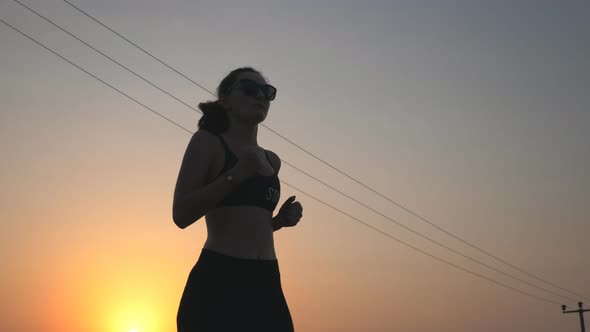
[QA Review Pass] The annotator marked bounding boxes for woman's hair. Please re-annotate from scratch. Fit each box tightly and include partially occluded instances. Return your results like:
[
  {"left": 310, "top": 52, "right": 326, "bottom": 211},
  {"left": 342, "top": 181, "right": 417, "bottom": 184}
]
[{"left": 197, "top": 66, "right": 265, "bottom": 134}]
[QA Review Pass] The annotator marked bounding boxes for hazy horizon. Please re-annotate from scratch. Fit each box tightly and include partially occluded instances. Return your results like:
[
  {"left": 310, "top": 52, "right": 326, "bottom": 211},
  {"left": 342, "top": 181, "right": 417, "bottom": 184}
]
[{"left": 1, "top": 0, "right": 588, "bottom": 331}]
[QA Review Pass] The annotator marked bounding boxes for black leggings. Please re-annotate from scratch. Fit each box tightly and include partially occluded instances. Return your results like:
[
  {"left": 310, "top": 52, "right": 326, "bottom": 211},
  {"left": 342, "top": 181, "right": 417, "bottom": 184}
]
[{"left": 176, "top": 248, "right": 295, "bottom": 332}]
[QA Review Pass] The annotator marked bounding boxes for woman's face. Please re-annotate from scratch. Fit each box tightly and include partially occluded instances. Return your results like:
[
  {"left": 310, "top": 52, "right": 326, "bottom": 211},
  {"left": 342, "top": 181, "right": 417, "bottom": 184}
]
[{"left": 220, "top": 72, "right": 271, "bottom": 124}]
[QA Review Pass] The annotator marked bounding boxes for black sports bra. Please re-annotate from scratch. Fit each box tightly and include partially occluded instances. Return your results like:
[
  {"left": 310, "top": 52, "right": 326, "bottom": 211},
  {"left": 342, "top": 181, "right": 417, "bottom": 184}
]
[{"left": 213, "top": 134, "right": 281, "bottom": 212}]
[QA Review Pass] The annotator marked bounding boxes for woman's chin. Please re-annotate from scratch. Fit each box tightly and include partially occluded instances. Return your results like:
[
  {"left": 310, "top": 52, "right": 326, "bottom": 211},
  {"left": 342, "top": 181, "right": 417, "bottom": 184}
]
[
  {"left": 245, "top": 113, "right": 266, "bottom": 124},
  {"left": 252, "top": 110, "right": 267, "bottom": 120}
]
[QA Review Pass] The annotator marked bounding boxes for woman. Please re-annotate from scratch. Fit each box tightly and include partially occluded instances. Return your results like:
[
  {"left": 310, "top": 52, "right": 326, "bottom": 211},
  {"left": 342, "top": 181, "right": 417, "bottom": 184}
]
[{"left": 173, "top": 67, "right": 303, "bottom": 331}]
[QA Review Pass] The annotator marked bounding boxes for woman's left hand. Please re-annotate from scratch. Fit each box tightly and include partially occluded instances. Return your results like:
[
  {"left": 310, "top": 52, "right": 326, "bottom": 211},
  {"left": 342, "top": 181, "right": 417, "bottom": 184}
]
[{"left": 276, "top": 196, "right": 303, "bottom": 227}]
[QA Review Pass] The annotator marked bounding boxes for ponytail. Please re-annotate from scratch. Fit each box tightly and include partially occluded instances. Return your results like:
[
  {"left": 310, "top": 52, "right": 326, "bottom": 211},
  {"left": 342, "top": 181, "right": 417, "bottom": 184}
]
[{"left": 197, "top": 100, "right": 230, "bottom": 134}]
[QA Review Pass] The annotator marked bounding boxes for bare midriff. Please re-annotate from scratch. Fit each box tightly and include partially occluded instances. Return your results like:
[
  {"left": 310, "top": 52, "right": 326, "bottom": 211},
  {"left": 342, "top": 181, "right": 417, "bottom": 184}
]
[{"left": 203, "top": 205, "right": 277, "bottom": 260}]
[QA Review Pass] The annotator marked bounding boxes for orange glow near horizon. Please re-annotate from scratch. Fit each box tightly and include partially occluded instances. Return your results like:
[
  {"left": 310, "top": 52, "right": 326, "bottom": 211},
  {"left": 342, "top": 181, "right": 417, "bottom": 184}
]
[
  {"left": 32, "top": 232, "right": 178, "bottom": 332},
  {"left": 2, "top": 1, "right": 589, "bottom": 330}
]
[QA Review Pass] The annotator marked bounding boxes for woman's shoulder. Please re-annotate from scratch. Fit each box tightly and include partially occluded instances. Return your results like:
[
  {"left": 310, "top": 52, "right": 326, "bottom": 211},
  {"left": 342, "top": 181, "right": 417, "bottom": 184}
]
[
  {"left": 196, "top": 128, "right": 220, "bottom": 140},
  {"left": 194, "top": 129, "right": 224, "bottom": 150},
  {"left": 192, "top": 129, "right": 225, "bottom": 163}
]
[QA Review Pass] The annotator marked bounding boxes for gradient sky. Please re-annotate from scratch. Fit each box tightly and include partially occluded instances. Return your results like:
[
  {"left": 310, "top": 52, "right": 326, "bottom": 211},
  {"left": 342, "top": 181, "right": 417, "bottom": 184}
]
[{"left": 1, "top": 0, "right": 589, "bottom": 331}]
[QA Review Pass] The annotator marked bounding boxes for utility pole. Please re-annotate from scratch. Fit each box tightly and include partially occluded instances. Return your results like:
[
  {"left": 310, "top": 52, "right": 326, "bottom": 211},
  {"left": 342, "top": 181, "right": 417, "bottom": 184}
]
[{"left": 563, "top": 302, "right": 589, "bottom": 332}]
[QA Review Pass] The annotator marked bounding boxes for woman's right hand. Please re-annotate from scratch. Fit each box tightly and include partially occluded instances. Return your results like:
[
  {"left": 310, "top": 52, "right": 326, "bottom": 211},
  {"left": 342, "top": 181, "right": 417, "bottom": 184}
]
[{"left": 232, "top": 146, "right": 275, "bottom": 181}]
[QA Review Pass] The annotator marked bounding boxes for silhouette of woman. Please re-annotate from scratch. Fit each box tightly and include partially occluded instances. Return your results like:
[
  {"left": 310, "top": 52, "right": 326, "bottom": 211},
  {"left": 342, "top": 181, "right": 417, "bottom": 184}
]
[{"left": 173, "top": 67, "right": 303, "bottom": 331}]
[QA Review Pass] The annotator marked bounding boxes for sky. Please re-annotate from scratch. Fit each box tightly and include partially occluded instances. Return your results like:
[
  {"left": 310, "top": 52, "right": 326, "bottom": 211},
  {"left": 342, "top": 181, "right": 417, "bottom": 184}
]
[{"left": 1, "top": 0, "right": 589, "bottom": 331}]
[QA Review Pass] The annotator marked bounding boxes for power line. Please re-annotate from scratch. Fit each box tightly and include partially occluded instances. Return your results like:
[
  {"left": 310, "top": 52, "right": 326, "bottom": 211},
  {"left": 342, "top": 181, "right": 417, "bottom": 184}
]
[
  {"left": 11, "top": 0, "right": 578, "bottom": 303},
  {"left": 278, "top": 180, "right": 563, "bottom": 306},
  {"left": 0, "top": 16, "right": 568, "bottom": 308},
  {"left": 62, "top": 0, "right": 215, "bottom": 96},
  {"left": 12, "top": 0, "right": 201, "bottom": 117},
  {"left": 282, "top": 159, "right": 577, "bottom": 301},
  {"left": 0, "top": 19, "right": 192, "bottom": 135},
  {"left": 60, "top": 0, "right": 589, "bottom": 302}
]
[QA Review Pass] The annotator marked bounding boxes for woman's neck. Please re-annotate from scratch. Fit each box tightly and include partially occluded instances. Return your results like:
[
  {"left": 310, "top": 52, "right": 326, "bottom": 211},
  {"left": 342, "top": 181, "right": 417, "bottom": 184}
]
[{"left": 224, "top": 120, "right": 259, "bottom": 147}]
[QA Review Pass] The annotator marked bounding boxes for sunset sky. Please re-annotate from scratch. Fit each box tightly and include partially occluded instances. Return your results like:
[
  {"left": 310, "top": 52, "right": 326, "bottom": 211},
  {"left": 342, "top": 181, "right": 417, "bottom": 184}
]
[{"left": 1, "top": 0, "right": 589, "bottom": 331}]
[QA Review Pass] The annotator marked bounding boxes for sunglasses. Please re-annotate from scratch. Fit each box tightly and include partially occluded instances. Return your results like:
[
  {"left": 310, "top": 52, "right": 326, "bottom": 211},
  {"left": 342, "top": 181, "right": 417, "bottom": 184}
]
[{"left": 227, "top": 79, "right": 277, "bottom": 101}]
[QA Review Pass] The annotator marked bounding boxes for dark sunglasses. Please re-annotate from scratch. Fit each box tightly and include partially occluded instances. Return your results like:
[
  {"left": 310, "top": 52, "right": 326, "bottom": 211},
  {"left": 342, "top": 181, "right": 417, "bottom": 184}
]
[{"left": 227, "top": 79, "right": 277, "bottom": 101}]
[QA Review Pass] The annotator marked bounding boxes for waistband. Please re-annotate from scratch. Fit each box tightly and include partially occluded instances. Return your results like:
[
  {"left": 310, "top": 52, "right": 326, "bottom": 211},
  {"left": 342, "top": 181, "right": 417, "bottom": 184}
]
[{"left": 198, "top": 248, "right": 279, "bottom": 271}]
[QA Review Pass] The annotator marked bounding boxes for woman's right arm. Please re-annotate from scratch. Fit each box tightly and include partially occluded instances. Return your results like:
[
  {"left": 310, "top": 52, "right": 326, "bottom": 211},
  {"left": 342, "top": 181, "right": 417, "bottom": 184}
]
[{"left": 172, "top": 130, "right": 247, "bottom": 229}]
